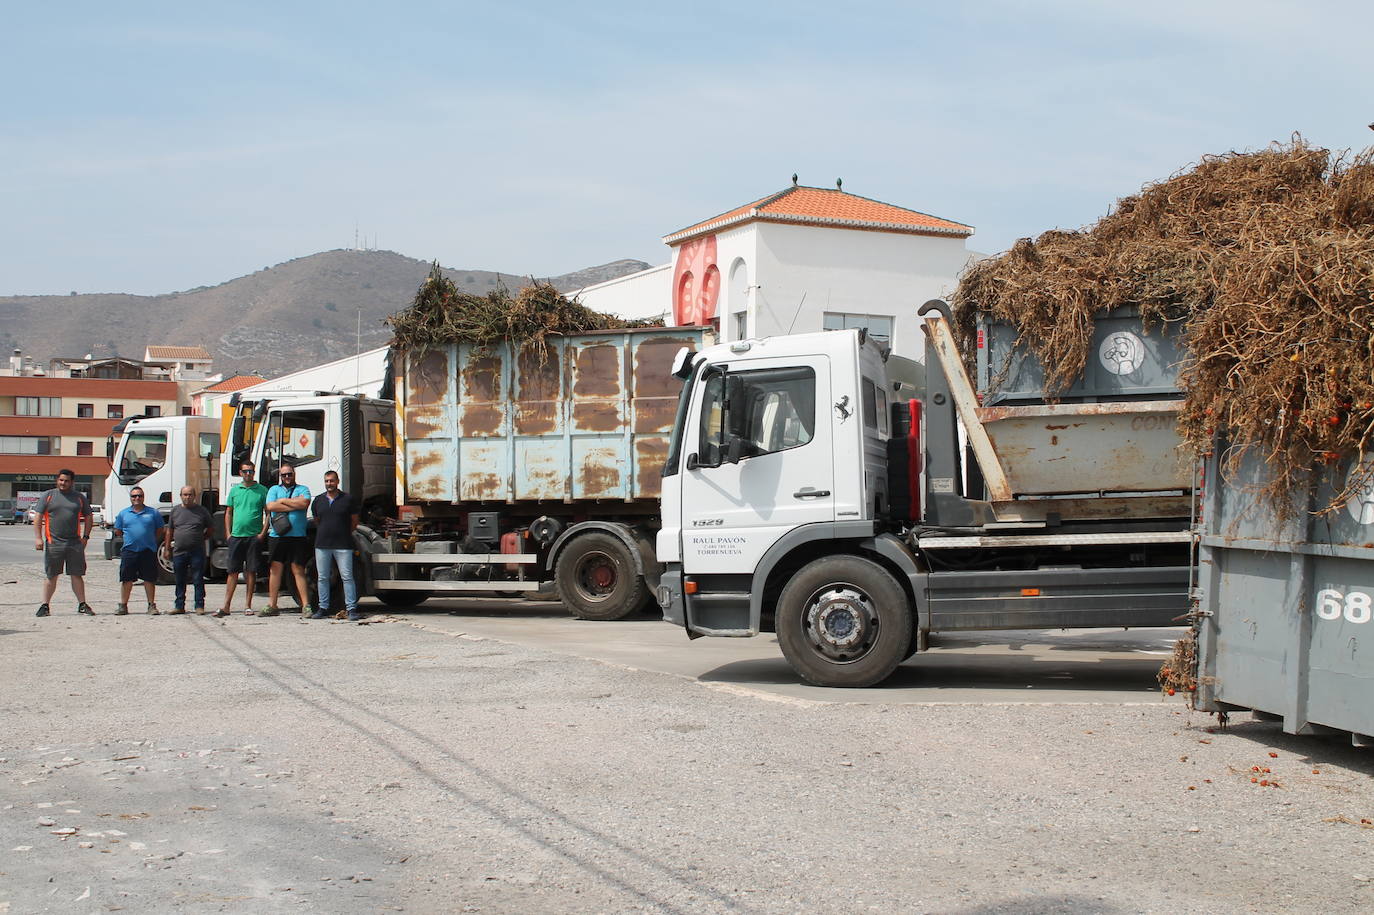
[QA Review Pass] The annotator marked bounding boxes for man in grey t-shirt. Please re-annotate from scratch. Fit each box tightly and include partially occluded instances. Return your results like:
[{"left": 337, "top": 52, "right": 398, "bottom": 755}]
[
  {"left": 34, "top": 469, "right": 94, "bottom": 617},
  {"left": 165, "top": 486, "right": 213, "bottom": 614}
]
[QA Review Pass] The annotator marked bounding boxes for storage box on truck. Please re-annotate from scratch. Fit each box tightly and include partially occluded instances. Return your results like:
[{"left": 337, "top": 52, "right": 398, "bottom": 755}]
[{"left": 373, "top": 326, "right": 708, "bottom": 618}]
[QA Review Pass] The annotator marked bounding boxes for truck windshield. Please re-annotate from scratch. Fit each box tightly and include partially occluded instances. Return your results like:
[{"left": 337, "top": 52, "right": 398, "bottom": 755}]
[
  {"left": 262, "top": 409, "right": 325, "bottom": 483},
  {"left": 117, "top": 430, "right": 168, "bottom": 485},
  {"left": 661, "top": 368, "right": 697, "bottom": 478}
]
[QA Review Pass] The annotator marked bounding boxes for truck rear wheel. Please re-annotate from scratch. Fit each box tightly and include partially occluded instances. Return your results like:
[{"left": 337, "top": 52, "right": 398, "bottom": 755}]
[
  {"left": 555, "top": 532, "right": 646, "bottom": 621},
  {"left": 776, "top": 556, "right": 912, "bottom": 687}
]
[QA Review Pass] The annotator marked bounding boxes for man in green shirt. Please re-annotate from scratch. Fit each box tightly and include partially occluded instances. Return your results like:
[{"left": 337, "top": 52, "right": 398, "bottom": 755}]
[{"left": 217, "top": 459, "right": 268, "bottom": 617}]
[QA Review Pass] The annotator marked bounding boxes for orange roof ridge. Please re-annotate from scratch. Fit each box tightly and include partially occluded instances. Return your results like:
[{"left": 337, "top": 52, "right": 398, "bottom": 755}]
[{"left": 664, "top": 184, "right": 972, "bottom": 244}]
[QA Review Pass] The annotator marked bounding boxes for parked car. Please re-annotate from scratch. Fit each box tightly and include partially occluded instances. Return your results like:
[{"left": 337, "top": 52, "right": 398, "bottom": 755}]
[
  {"left": 90, "top": 504, "right": 105, "bottom": 526},
  {"left": 26, "top": 507, "right": 38, "bottom": 525}
]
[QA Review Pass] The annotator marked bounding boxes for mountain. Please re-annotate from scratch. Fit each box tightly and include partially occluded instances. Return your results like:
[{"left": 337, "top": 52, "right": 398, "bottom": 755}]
[{"left": 0, "top": 250, "right": 651, "bottom": 378}]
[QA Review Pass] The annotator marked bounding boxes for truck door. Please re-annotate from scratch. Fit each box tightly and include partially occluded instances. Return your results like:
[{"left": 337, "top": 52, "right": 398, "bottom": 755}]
[
  {"left": 677, "top": 356, "right": 834, "bottom": 576},
  {"left": 259, "top": 407, "right": 327, "bottom": 494}
]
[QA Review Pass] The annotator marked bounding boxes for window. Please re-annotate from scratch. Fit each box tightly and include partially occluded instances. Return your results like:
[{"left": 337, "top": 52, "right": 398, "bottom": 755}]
[
  {"left": 145, "top": 405, "right": 162, "bottom": 417},
  {"left": 16, "top": 397, "right": 61, "bottom": 416},
  {"left": 76, "top": 441, "right": 94, "bottom": 456},
  {"left": 697, "top": 366, "right": 816, "bottom": 465},
  {"left": 117, "top": 430, "right": 167, "bottom": 485},
  {"left": 107, "top": 404, "right": 124, "bottom": 419},
  {"left": 197, "top": 432, "right": 221, "bottom": 461},
  {"left": 264, "top": 409, "right": 325, "bottom": 479},
  {"left": 77, "top": 403, "right": 94, "bottom": 418},
  {"left": 181, "top": 406, "right": 194, "bottom": 416},
  {"left": 0, "top": 436, "right": 58, "bottom": 454},
  {"left": 733, "top": 312, "right": 748, "bottom": 340},
  {"left": 369, "top": 421, "right": 395, "bottom": 452},
  {"left": 822, "top": 312, "right": 894, "bottom": 345}
]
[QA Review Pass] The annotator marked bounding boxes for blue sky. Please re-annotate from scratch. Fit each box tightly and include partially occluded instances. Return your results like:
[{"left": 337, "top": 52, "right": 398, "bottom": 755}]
[{"left": 4, "top": 1, "right": 1371, "bottom": 295}]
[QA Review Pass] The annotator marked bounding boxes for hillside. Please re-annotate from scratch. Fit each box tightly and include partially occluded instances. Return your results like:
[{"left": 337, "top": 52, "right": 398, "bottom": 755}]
[{"left": 0, "top": 250, "right": 650, "bottom": 378}]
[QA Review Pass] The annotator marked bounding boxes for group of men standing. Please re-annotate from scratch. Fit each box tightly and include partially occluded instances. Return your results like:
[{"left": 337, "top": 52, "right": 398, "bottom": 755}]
[{"left": 34, "top": 463, "right": 362, "bottom": 621}]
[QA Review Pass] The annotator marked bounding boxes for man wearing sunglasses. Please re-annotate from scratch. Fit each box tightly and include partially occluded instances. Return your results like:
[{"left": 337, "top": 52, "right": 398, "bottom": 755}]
[
  {"left": 262, "top": 462, "right": 311, "bottom": 617},
  {"left": 113, "top": 486, "right": 165, "bottom": 615}
]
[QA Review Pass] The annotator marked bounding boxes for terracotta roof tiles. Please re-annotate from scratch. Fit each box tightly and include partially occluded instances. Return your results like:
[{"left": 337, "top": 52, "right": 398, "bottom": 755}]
[
  {"left": 664, "top": 184, "right": 972, "bottom": 244},
  {"left": 201, "top": 374, "right": 265, "bottom": 393},
  {"left": 145, "top": 345, "right": 212, "bottom": 361}
]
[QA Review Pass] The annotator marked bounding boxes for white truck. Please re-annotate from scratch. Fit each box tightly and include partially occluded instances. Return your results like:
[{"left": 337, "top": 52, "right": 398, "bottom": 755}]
[
  {"left": 654, "top": 301, "right": 1193, "bottom": 686},
  {"left": 103, "top": 414, "right": 222, "bottom": 576}
]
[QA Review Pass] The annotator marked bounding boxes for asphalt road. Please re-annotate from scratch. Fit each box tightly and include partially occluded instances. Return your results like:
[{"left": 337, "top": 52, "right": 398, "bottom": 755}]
[{"left": 4, "top": 527, "right": 1372, "bottom": 913}]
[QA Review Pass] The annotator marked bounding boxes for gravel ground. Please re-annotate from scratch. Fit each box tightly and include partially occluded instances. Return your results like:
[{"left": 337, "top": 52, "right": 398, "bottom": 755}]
[{"left": 1, "top": 556, "right": 1372, "bottom": 914}]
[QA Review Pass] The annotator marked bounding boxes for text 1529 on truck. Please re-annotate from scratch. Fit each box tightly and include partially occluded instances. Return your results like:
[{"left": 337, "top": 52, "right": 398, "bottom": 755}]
[{"left": 655, "top": 300, "right": 1193, "bottom": 687}]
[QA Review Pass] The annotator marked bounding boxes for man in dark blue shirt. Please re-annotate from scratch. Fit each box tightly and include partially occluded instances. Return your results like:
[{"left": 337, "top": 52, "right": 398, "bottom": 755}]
[{"left": 309, "top": 470, "right": 360, "bottom": 620}]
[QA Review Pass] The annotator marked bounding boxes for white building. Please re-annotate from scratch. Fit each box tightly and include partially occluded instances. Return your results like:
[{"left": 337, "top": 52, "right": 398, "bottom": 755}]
[
  {"left": 575, "top": 180, "right": 980, "bottom": 359},
  {"left": 198, "top": 347, "right": 389, "bottom": 419}
]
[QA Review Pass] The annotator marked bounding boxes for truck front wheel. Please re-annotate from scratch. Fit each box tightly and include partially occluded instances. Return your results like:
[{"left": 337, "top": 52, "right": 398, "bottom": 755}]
[
  {"left": 555, "top": 532, "right": 646, "bottom": 621},
  {"left": 776, "top": 556, "right": 912, "bottom": 687}
]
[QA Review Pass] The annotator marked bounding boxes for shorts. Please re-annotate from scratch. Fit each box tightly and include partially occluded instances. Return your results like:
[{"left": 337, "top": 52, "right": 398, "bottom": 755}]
[
  {"left": 44, "top": 539, "right": 87, "bottom": 577},
  {"left": 119, "top": 548, "right": 160, "bottom": 583},
  {"left": 268, "top": 536, "right": 310, "bottom": 567},
  {"left": 226, "top": 536, "right": 263, "bottom": 575}
]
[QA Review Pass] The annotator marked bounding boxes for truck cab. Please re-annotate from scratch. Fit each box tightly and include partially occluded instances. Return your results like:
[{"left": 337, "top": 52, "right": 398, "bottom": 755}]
[
  {"left": 105, "top": 415, "right": 222, "bottom": 564},
  {"left": 658, "top": 329, "right": 914, "bottom": 634},
  {"left": 230, "top": 393, "right": 396, "bottom": 520}
]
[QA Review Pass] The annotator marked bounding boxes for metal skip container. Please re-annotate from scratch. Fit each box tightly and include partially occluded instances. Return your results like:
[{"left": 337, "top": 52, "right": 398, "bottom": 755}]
[{"left": 1194, "top": 447, "right": 1374, "bottom": 745}]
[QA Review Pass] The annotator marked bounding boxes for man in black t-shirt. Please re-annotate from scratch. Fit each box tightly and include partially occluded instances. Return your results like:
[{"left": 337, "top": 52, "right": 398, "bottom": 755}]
[{"left": 309, "top": 470, "right": 360, "bottom": 620}]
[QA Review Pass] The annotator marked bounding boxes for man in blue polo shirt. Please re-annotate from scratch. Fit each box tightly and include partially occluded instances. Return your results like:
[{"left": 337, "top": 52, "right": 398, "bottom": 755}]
[{"left": 113, "top": 486, "right": 166, "bottom": 616}]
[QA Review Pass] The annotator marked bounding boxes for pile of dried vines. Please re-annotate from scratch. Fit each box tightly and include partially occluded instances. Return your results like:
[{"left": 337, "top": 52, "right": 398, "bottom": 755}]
[
  {"left": 388, "top": 263, "right": 661, "bottom": 361},
  {"left": 952, "top": 137, "right": 1374, "bottom": 513}
]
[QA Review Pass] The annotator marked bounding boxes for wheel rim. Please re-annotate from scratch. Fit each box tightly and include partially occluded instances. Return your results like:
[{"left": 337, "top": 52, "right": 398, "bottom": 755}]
[
  {"left": 573, "top": 550, "right": 618, "bottom": 603},
  {"left": 802, "top": 584, "right": 880, "bottom": 663},
  {"left": 158, "top": 550, "right": 174, "bottom": 577}
]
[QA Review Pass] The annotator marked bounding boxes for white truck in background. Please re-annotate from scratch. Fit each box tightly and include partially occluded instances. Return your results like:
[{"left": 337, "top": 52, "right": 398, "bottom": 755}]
[{"left": 103, "top": 414, "right": 221, "bottom": 575}]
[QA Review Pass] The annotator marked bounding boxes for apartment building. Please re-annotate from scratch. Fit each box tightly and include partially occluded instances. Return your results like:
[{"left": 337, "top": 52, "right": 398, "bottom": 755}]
[{"left": 0, "top": 351, "right": 198, "bottom": 506}]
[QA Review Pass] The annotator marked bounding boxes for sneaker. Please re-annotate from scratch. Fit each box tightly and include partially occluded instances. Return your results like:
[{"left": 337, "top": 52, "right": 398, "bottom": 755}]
[
  {"left": 308, "top": 610, "right": 330, "bottom": 619},
  {"left": 146, "top": 603, "right": 161, "bottom": 616},
  {"left": 36, "top": 603, "right": 50, "bottom": 618},
  {"left": 168, "top": 607, "right": 187, "bottom": 615},
  {"left": 243, "top": 608, "right": 256, "bottom": 616},
  {"left": 115, "top": 603, "right": 129, "bottom": 616},
  {"left": 195, "top": 607, "right": 207, "bottom": 615},
  {"left": 213, "top": 608, "right": 230, "bottom": 618},
  {"left": 301, "top": 604, "right": 314, "bottom": 617},
  {"left": 259, "top": 606, "right": 280, "bottom": 617},
  {"left": 77, "top": 602, "right": 95, "bottom": 615},
  {"left": 347, "top": 611, "right": 364, "bottom": 621}
]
